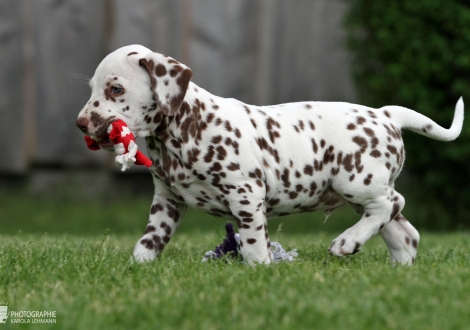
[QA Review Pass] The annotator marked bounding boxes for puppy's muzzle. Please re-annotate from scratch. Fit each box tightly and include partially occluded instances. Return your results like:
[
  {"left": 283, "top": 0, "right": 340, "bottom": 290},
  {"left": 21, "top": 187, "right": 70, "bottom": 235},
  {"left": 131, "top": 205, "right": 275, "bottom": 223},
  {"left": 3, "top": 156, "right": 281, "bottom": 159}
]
[{"left": 76, "top": 117, "right": 89, "bottom": 133}]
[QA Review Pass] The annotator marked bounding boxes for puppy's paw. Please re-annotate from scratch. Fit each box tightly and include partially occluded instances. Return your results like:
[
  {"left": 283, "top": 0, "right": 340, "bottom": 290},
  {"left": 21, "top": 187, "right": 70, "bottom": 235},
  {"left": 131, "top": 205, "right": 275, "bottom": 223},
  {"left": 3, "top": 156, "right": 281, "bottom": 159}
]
[
  {"left": 328, "top": 237, "right": 362, "bottom": 257},
  {"left": 133, "top": 242, "right": 157, "bottom": 262}
]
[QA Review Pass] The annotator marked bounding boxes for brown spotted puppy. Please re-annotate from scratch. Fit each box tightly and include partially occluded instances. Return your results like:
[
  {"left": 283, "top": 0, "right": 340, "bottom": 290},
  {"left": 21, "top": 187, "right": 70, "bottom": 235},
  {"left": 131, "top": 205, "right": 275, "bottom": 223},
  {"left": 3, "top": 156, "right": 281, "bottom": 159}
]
[{"left": 76, "top": 45, "right": 464, "bottom": 265}]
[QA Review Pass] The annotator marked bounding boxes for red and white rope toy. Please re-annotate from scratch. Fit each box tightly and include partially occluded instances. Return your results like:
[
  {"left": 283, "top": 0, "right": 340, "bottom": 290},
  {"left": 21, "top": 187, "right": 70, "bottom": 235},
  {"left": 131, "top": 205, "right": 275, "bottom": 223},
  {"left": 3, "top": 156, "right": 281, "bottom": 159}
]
[{"left": 84, "top": 119, "right": 152, "bottom": 171}]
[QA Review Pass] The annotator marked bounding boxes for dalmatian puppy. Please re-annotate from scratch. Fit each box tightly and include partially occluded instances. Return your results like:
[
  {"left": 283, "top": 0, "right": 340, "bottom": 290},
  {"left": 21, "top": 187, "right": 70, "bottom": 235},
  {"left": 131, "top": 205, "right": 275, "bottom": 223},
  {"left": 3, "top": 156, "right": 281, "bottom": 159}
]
[{"left": 76, "top": 45, "right": 464, "bottom": 265}]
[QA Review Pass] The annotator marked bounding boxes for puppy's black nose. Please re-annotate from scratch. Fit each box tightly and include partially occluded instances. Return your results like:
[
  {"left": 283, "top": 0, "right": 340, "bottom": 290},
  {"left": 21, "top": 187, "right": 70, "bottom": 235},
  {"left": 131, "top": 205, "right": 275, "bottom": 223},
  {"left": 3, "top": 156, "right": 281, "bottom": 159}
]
[{"left": 76, "top": 117, "right": 89, "bottom": 133}]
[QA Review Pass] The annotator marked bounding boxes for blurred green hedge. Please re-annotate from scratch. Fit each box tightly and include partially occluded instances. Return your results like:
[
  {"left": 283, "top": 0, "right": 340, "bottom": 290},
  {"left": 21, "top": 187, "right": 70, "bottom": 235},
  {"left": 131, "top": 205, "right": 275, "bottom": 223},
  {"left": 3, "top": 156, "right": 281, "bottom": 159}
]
[{"left": 344, "top": 0, "right": 470, "bottom": 229}]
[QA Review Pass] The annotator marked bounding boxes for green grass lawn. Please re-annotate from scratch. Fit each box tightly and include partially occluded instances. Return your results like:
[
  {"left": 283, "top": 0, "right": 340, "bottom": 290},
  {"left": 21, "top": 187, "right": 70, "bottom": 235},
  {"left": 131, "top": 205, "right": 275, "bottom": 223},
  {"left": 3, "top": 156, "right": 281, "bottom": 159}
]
[
  {"left": 1, "top": 194, "right": 470, "bottom": 329},
  {"left": 1, "top": 231, "right": 470, "bottom": 330}
]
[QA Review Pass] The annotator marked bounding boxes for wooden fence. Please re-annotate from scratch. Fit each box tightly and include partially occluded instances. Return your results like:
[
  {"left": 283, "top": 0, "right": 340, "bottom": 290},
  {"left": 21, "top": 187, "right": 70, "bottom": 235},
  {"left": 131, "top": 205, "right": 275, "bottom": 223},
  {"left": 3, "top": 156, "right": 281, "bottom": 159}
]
[{"left": 0, "top": 0, "right": 356, "bottom": 173}]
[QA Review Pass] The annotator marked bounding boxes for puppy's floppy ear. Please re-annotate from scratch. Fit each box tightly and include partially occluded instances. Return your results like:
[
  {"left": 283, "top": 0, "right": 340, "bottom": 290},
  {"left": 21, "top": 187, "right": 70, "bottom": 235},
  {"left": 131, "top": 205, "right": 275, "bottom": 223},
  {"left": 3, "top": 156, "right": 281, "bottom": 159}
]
[{"left": 139, "top": 53, "right": 193, "bottom": 116}]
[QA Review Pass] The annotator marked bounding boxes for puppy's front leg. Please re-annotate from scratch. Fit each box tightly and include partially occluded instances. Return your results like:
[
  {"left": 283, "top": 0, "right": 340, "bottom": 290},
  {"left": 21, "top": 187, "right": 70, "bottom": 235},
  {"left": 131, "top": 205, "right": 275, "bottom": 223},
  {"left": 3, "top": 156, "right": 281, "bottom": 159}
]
[
  {"left": 133, "top": 182, "right": 187, "bottom": 262},
  {"left": 230, "top": 196, "right": 273, "bottom": 265}
]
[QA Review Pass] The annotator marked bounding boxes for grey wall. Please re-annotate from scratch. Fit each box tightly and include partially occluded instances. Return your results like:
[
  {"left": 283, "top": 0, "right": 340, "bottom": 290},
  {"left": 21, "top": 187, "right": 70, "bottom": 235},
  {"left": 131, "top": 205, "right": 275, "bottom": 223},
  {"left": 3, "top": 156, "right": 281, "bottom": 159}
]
[{"left": 0, "top": 0, "right": 356, "bottom": 173}]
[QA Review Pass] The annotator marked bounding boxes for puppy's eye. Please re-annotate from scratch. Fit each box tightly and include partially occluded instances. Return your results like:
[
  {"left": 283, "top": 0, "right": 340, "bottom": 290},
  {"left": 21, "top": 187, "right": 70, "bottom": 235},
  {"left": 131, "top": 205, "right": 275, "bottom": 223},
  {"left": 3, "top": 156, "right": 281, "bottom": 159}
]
[{"left": 111, "top": 86, "right": 123, "bottom": 94}]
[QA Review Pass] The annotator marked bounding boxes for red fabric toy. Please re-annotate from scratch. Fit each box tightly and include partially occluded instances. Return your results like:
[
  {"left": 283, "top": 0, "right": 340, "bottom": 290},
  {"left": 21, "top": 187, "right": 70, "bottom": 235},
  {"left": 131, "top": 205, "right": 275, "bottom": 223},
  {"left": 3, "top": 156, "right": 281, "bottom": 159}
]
[{"left": 84, "top": 119, "right": 152, "bottom": 171}]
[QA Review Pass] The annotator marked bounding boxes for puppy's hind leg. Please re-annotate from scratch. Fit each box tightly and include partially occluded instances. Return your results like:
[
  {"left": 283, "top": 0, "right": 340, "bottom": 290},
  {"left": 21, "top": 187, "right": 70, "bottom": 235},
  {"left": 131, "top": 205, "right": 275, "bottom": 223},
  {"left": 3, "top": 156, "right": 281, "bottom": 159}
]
[
  {"left": 329, "top": 188, "right": 405, "bottom": 258},
  {"left": 379, "top": 213, "right": 419, "bottom": 265}
]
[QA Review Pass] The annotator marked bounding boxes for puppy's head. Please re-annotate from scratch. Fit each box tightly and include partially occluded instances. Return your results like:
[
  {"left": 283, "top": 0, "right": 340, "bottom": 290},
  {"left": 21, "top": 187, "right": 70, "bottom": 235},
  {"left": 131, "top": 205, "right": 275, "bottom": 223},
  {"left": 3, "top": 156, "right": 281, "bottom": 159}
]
[{"left": 76, "top": 44, "right": 193, "bottom": 148}]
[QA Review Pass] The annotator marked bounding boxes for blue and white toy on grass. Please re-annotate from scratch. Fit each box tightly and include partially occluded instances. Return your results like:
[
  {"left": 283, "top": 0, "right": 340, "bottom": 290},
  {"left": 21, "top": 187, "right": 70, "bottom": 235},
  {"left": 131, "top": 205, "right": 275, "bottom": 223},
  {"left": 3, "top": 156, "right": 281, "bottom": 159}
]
[{"left": 202, "top": 222, "right": 298, "bottom": 263}]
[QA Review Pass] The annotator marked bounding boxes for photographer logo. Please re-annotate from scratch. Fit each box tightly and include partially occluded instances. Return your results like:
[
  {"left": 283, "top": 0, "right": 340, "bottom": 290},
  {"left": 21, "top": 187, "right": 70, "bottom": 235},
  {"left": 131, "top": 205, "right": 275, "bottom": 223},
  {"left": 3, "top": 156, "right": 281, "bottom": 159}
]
[
  {"left": 0, "top": 302, "right": 56, "bottom": 324},
  {"left": 0, "top": 304, "right": 7, "bottom": 325}
]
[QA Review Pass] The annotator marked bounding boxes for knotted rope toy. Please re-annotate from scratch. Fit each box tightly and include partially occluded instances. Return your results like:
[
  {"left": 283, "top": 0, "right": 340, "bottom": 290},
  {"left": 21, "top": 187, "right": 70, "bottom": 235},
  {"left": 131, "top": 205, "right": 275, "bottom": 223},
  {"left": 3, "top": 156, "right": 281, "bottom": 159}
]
[
  {"left": 84, "top": 119, "right": 152, "bottom": 171},
  {"left": 202, "top": 222, "right": 298, "bottom": 263}
]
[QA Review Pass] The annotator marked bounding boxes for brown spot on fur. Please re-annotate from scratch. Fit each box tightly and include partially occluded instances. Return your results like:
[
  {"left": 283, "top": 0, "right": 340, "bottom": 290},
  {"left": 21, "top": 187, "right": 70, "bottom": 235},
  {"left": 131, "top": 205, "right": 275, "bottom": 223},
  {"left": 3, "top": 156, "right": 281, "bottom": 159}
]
[
  {"left": 211, "top": 135, "right": 222, "bottom": 144},
  {"left": 308, "top": 182, "right": 317, "bottom": 197},
  {"left": 304, "top": 165, "right": 313, "bottom": 176},
  {"left": 144, "top": 225, "right": 156, "bottom": 234},
  {"left": 364, "top": 174, "right": 373, "bottom": 185},
  {"left": 160, "top": 221, "right": 172, "bottom": 235},
  {"left": 354, "top": 152, "right": 364, "bottom": 173},
  {"left": 216, "top": 146, "right": 227, "bottom": 160},
  {"left": 343, "top": 154, "right": 354, "bottom": 172},
  {"left": 384, "top": 124, "right": 402, "bottom": 140},
  {"left": 367, "top": 110, "right": 377, "bottom": 119},
  {"left": 155, "top": 64, "right": 167, "bottom": 77},
  {"left": 370, "top": 150, "right": 381, "bottom": 158},
  {"left": 331, "top": 167, "right": 340, "bottom": 175},
  {"left": 206, "top": 113, "right": 215, "bottom": 124},
  {"left": 269, "top": 198, "right": 280, "bottom": 206},
  {"left": 314, "top": 160, "right": 323, "bottom": 173},
  {"left": 352, "top": 136, "right": 368, "bottom": 153},
  {"left": 422, "top": 124, "right": 433, "bottom": 133},
  {"left": 187, "top": 148, "right": 200, "bottom": 166},
  {"left": 140, "top": 238, "right": 154, "bottom": 250},
  {"left": 323, "top": 145, "right": 335, "bottom": 164},
  {"left": 390, "top": 203, "right": 400, "bottom": 221},
  {"left": 289, "top": 191, "right": 298, "bottom": 199},
  {"left": 363, "top": 127, "right": 375, "bottom": 137},
  {"left": 387, "top": 145, "right": 400, "bottom": 162},
  {"left": 263, "top": 158, "right": 270, "bottom": 168},
  {"left": 227, "top": 162, "right": 240, "bottom": 171},
  {"left": 356, "top": 116, "right": 366, "bottom": 125},
  {"left": 209, "top": 162, "right": 222, "bottom": 172},
  {"left": 152, "top": 235, "right": 165, "bottom": 251},
  {"left": 281, "top": 169, "right": 291, "bottom": 188},
  {"left": 239, "top": 211, "right": 253, "bottom": 218},
  {"left": 311, "top": 139, "right": 318, "bottom": 153},
  {"left": 203, "top": 146, "right": 215, "bottom": 163},
  {"left": 371, "top": 137, "right": 379, "bottom": 149}
]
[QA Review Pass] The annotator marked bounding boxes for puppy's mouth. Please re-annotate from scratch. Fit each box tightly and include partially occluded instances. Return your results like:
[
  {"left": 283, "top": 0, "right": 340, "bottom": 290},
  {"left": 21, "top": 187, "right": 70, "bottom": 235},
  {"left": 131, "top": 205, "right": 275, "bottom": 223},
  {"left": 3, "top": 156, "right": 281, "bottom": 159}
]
[
  {"left": 97, "top": 136, "right": 114, "bottom": 150},
  {"left": 93, "top": 116, "right": 117, "bottom": 150}
]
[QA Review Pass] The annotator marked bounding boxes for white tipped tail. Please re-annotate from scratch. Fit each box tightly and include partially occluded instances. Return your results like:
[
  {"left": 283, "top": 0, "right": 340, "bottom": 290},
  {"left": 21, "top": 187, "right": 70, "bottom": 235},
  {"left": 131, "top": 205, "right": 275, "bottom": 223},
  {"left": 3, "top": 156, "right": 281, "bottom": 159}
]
[{"left": 387, "top": 97, "right": 464, "bottom": 141}]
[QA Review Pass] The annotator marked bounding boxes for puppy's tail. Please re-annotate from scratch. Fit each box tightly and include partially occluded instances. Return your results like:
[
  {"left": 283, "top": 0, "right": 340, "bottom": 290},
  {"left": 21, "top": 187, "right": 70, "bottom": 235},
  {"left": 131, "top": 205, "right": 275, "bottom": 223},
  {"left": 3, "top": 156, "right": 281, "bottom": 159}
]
[{"left": 386, "top": 97, "right": 464, "bottom": 141}]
